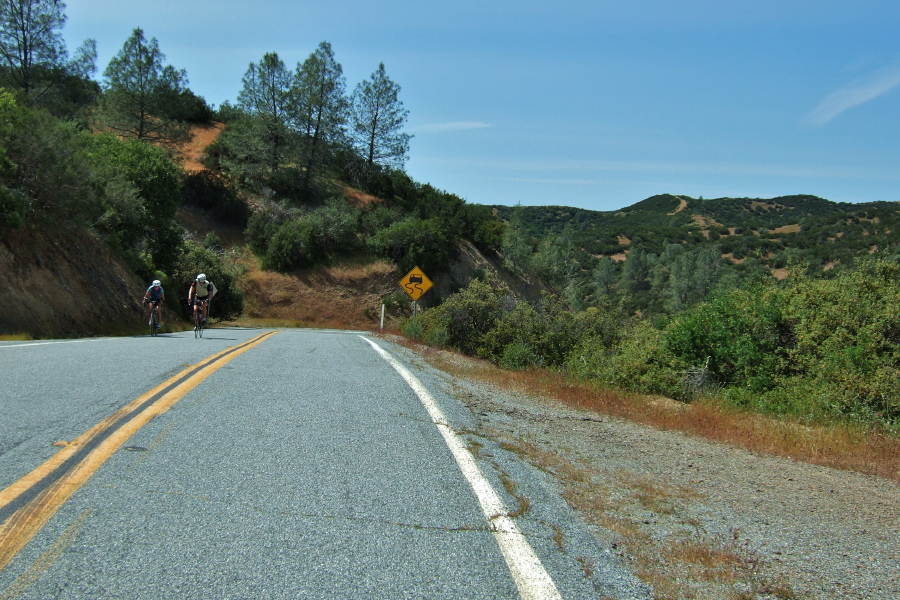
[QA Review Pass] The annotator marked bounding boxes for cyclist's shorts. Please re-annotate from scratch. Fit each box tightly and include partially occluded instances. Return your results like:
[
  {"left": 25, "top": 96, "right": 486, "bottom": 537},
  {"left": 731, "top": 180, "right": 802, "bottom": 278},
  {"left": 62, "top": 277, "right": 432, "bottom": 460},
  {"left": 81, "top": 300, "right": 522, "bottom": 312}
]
[{"left": 193, "top": 297, "right": 209, "bottom": 305}]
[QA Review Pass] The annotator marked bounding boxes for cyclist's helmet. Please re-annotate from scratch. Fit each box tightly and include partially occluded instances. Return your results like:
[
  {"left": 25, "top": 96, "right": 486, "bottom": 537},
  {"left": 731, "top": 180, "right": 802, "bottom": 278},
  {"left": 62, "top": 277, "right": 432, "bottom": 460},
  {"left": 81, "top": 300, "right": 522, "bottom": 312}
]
[
  {"left": 197, "top": 274, "right": 207, "bottom": 282},
  {"left": 152, "top": 279, "right": 161, "bottom": 287}
]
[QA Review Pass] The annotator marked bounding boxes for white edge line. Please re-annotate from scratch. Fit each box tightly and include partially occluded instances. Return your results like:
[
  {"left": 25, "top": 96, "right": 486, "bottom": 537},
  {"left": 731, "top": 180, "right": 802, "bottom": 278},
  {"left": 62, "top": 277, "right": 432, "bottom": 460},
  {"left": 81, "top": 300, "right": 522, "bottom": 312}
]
[
  {"left": 0, "top": 338, "right": 113, "bottom": 349},
  {"left": 361, "top": 336, "right": 563, "bottom": 600}
]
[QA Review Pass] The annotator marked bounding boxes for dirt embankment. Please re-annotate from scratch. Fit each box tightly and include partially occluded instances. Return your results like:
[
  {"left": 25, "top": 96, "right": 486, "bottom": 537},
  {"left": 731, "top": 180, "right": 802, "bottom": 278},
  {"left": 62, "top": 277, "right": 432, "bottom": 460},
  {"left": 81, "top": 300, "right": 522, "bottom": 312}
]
[
  {"left": 238, "top": 258, "right": 403, "bottom": 329},
  {"left": 0, "top": 227, "right": 146, "bottom": 338}
]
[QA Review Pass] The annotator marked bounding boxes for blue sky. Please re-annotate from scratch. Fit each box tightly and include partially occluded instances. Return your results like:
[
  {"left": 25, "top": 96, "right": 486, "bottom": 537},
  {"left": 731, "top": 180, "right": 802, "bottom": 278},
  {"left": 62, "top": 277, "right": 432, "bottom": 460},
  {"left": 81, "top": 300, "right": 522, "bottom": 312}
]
[{"left": 64, "top": 0, "right": 900, "bottom": 212}]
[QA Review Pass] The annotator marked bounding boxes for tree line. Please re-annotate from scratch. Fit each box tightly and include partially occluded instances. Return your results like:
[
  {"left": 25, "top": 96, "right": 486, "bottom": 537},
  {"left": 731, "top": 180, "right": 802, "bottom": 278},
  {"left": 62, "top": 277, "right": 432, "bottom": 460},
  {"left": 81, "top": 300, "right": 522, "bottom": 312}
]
[
  {"left": 0, "top": 0, "right": 412, "bottom": 180},
  {"left": 495, "top": 194, "right": 900, "bottom": 317}
]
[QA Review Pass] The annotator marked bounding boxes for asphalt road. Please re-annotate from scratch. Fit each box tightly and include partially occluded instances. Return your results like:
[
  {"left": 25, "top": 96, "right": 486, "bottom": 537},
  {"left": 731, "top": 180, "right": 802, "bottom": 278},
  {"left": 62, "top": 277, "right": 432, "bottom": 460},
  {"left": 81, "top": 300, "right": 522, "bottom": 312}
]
[{"left": 0, "top": 328, "right": 647, "bottom": 599}]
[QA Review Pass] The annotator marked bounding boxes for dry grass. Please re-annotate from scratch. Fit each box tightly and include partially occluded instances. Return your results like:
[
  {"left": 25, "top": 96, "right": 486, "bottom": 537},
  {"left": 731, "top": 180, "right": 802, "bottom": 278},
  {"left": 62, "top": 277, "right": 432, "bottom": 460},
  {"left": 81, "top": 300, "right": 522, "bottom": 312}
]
[
  {"left": 615, "top": 470, "right": 702, "bottom": 516},
  {"left": 771, "top": 224, "right": 801, "bottom": 235},
  {"left": 337, "top": 183, "right": 384, "bottom": 207},
  {"left": 409, "top": 342, "right": 900, "bottom": 483},
  {"left": 0, "top": 333, "right": 32, "bottom": 341}
]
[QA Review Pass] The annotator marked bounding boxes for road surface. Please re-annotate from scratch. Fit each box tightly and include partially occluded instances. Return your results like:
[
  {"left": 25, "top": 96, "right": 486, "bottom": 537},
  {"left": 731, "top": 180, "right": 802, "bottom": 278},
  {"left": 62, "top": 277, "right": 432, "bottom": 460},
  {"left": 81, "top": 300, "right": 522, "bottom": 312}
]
[{"left": 0, "top": 328, "right": 647, "bottom": 599}]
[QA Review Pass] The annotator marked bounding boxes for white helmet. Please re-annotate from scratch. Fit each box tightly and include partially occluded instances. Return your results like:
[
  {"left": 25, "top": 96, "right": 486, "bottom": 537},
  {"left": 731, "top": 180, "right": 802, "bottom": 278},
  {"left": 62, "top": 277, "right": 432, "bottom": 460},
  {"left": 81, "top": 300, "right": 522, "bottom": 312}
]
[
  {"left": 197, "top": 274, "right": 207, "bottom": 282},
  {"left": 152, "top": 279, "right": 161, "bottom": 287}
]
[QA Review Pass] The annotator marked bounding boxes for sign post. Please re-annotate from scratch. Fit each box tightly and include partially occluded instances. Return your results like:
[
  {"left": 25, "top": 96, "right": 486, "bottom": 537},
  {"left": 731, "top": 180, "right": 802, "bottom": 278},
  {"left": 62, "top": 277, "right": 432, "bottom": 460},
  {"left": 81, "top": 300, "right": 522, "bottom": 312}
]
[{"left": 399, "top": 266, "right": 433, "bottom": 324}]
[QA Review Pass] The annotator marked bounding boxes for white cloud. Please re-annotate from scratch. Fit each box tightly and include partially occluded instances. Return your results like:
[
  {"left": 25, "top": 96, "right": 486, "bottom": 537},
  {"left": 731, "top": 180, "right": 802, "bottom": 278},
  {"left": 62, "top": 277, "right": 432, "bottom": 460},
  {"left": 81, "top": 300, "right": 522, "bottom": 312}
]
[
  {"left": 412, "top": 121, "right": 492, "bottom": 133},
  {"left": 805, "top": 64, "right": 900, "bottom": 127}
]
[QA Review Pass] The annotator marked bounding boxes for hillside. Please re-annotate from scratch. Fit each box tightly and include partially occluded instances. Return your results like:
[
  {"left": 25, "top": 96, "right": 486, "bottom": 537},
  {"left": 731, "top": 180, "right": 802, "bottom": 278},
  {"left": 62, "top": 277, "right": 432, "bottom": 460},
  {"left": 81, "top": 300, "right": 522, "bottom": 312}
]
[
  {"left": 494, "top": 193, "right": 900, "bottom": 274},
  {"left": 172, "top": 123, "right": 550, "bottom": 331},
  {"left": 177, "top": 202, "right": 549, "bottom": 332},
  {"left": 0, "top": 227, "right": 146, "bottom": 337},
  {"left": 5, "top": 114, "right": 897, "bottom": 338},
  {"left": 0, "top": 118, "right": 541, "bottom": 338}
]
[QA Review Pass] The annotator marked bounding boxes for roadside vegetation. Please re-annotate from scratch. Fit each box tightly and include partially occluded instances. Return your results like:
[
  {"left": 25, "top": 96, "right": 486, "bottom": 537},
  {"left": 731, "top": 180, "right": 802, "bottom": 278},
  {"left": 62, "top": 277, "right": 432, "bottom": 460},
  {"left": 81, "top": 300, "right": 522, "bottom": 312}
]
[
  {"left": 413, "top": 339, "right": 900, "bottom": 481},
  {"left": 403, "top": 262, "right": 900, "bottom": 478}
]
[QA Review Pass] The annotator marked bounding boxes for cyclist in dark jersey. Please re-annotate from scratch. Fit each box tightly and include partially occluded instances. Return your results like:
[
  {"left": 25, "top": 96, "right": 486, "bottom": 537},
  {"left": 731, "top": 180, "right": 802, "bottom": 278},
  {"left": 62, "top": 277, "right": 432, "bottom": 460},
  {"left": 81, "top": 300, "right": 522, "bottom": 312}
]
[{"left": 142, "top": 280, "right": 166, "bottom": 329}]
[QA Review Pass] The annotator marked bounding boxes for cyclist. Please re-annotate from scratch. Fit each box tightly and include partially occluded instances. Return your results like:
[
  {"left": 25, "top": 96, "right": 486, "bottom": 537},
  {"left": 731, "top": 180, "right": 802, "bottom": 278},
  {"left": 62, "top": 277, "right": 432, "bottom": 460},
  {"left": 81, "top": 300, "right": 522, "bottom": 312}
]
[
  {"left": 188, "top": 273, "right": 216, "bottom": 325},
  {"left": 142, "top": 279, "right": 166, "bottom": 329}
]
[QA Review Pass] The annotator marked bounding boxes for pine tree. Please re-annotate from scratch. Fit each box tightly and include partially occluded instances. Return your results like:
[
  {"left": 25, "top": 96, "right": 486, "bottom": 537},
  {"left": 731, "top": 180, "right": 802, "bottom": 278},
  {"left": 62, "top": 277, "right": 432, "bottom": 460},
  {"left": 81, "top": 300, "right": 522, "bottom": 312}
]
[
  {"left": 349, "top": 62, "right": 411, "bottom": 179},
  {"left": 98, "top": 27, "right": 189, "bottom": 146},
  {"left": 0, "top": 0, "right": 97, "bottom": 116},
  {"left": 0, "top": 0, "right": 66, "bottom": 96},
  {"left": 237, "top": 52, "right": 293, "bottom": 173},
  {"left": 291, "top": 41, "right": 347, "bottom": 196}
]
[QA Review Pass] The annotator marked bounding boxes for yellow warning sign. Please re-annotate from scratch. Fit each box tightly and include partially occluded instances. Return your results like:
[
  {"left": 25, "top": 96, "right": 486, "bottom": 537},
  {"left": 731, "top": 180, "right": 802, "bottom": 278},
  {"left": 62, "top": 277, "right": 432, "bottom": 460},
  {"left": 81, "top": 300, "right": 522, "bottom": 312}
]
[{"left": 399, "top": 266, "right": 433, "bottom": 301}]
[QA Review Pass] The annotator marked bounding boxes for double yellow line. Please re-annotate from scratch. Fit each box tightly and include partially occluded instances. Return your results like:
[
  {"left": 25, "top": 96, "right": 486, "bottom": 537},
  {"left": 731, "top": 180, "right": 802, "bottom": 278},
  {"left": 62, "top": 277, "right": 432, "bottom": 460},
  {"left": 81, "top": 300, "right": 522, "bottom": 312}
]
[{"left": 0, "top": 331, "right": 277, "bottom": 572}]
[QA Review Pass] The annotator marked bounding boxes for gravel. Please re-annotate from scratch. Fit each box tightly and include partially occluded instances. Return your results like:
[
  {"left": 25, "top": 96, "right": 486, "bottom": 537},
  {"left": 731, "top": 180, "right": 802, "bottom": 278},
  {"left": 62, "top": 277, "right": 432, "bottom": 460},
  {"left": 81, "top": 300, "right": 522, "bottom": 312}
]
[{"left": 411, "top": 346, "right": 900, "bottom": 600}]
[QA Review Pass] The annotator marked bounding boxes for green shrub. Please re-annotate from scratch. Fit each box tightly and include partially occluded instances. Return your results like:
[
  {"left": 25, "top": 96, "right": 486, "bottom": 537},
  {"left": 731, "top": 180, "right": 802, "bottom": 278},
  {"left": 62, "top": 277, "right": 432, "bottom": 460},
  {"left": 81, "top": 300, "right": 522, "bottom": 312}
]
[
  {"left": 264, "top": 219, "right": 317, "bottom": 271},
  {"left": 360, "top": 204, "right": 404, "bottom": 237},
  {"left": 479, "top": 301, "right": 544, "bottom": 362},
  {"left": 171, "top": 241, "right": 244, "bottom": 321},
  {"left": 535, "top": 293, "right": 584, "bottom": 367},
  {"left": 369, "top": 216, "right": 453, "bottom": 274},
  {"left": 0, "top": 186, "right": 29, "bottom": 228},
  {"left": 424, "top": 325, "right": 450, "bottom": 348},
  {"left": 0, "top": 92, "right": 97, "bottom": 229},
  {"left": 499, "top": 341, "right": 542, "bottom": 371},
  {"left": 416, "top": 275, "right": 510, "bottom": 356},
  {"left": 664, "top": 284, "right": 786, "bottom": 391},
  {"left": 775, "top": 260, "right": 900, "bottom": 425},
  {"left": 245, "top": 203, "right": 291, "bottom": 256},
  {"left": 569, "top": 319, "right": 682, "bottom": 397},
  {"left": 307, "top": 202, "right": 362, "bottom": 258},
  {"left": 658, "top": 260, "right": 900, "bottom": 426},
  {"left": 402, "top": 317, "right": 423, "bottom": 340}
]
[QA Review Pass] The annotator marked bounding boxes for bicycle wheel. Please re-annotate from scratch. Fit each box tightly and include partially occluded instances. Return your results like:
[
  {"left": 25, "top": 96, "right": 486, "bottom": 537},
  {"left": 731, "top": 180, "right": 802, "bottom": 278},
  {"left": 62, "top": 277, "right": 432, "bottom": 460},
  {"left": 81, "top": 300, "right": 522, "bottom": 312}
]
[
  {"left": 193, "top": 311, "right": 200, "bottom": 338},
  {"left": 150, "top": 308, "right": 158, "bottom": 336}
]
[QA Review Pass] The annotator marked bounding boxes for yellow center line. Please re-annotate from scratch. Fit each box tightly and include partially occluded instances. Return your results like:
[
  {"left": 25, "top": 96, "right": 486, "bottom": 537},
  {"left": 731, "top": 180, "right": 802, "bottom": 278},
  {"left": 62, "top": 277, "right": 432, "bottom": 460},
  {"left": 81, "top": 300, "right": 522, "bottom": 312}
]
[{"left": 0, "top": 331, "right": 278, "bottom": 572}]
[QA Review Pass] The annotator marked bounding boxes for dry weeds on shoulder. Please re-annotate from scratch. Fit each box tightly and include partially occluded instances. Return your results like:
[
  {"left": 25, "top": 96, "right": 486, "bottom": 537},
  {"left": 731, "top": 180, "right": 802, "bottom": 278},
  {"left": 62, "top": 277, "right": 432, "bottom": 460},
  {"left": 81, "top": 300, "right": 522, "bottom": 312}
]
[{"left": 407, "top": 342, "right": 899, "bottom": 483}]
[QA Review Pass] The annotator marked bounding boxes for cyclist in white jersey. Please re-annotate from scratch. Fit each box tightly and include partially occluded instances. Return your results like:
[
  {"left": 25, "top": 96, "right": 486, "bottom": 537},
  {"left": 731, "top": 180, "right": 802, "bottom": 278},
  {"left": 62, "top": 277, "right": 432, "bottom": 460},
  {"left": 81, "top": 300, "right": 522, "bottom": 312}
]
[{"left": 188, "top": 273, "right": 216, "bottom": 324}]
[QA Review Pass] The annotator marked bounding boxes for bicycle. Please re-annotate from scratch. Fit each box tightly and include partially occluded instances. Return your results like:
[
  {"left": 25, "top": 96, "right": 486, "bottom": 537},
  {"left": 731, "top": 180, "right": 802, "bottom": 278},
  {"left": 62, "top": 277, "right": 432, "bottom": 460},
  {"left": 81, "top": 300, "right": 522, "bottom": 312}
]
[
  {"left": 192, "top": 298, "right": 208, "bottom": 338},
  {"left": 145, "top": 300, "right": 162, "bottom": 336}
]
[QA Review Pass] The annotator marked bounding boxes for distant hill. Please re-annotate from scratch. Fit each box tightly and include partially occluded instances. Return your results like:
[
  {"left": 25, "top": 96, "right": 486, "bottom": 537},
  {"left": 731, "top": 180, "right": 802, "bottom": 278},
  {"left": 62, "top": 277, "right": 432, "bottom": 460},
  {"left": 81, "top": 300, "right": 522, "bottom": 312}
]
[{"left": 493, "top": 194, "right": 900, "bottom": 271}]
